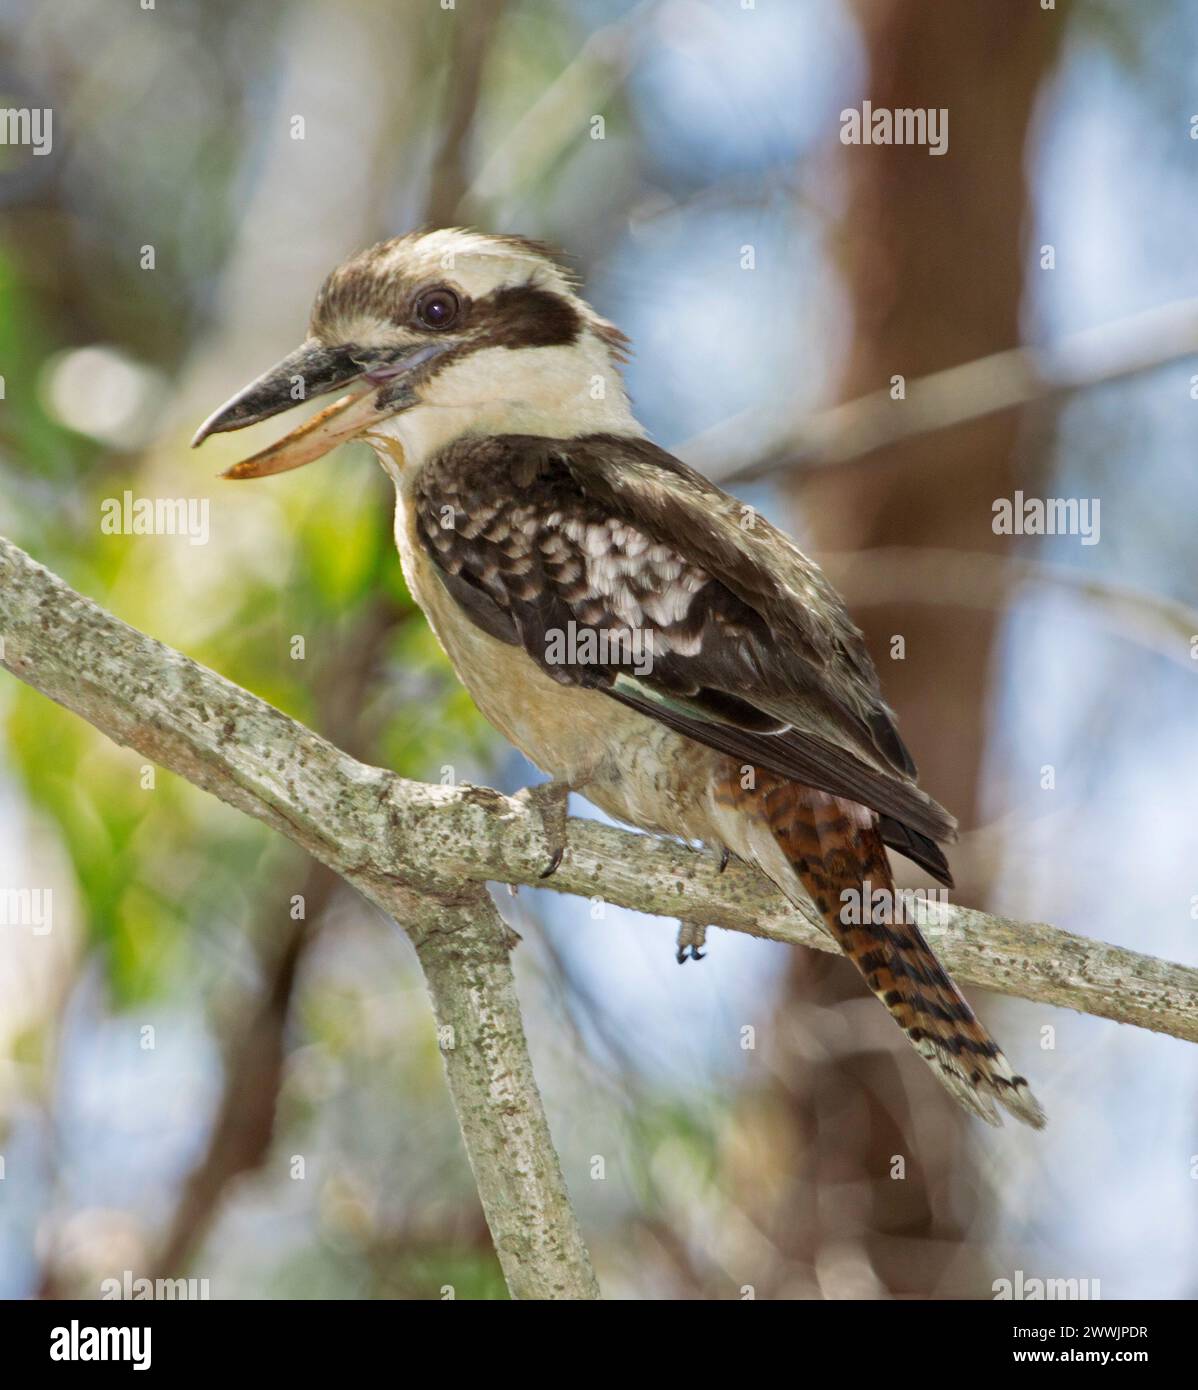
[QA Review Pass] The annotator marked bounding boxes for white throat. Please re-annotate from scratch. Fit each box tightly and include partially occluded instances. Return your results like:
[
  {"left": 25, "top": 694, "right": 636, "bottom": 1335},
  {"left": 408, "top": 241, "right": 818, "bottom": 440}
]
[{"left": 366, "top": 333, "right": 644, "bottom": 485}]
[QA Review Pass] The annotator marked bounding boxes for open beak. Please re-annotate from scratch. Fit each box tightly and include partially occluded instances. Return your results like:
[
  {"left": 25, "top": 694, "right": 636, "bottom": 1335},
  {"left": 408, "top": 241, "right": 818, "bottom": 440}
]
[{"left": 191, "top": 339, "right": 450, "bottom": 479}]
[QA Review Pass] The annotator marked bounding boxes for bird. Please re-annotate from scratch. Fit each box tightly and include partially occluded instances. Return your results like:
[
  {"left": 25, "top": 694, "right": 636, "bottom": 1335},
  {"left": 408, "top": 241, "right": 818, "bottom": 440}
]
[{"left": 193, "top": 228, "right": 1045, "bottom": 1129}]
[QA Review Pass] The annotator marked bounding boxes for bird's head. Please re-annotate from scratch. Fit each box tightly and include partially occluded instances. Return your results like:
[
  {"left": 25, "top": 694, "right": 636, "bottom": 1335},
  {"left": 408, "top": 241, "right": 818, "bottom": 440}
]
[{"left": 192, "top": 228, "right": 637, "bottom": 480}]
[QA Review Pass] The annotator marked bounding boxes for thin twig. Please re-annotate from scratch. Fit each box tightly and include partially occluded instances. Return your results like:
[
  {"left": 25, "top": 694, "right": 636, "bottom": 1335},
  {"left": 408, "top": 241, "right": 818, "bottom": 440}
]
[
  {"left": 822, "top": 545, "right": 1198, "bottom": 673},
  {"left": 683, "top": 296, "right": 1198, "bottom": 484},
  {"left": 460, "top": 0, "right": 656, "bottom": 217}
]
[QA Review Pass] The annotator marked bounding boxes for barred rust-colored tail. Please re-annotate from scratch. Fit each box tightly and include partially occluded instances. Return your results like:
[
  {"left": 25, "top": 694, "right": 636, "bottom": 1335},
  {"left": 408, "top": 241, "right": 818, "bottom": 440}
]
[{"left": 728, "top": 767, "right": 1045, "bottom": 1128}]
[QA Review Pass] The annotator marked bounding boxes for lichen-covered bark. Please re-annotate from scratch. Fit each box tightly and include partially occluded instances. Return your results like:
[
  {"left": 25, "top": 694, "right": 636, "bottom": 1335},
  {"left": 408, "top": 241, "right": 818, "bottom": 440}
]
[
  {"left": 3, "top": 533, "right": 1197, "bottom": 1042},
  {"left": 0, "top": 535, "right": 598, "bottom": 1300},
  {"left": 1, "top": 533, "right": 1196, "bottom": 1040},
  {"left": 411, "top": 894, "right": 600, "bottom": 1299},
  {"left": 2, "top": 531, "right": 1197, "bottom": 1298}
]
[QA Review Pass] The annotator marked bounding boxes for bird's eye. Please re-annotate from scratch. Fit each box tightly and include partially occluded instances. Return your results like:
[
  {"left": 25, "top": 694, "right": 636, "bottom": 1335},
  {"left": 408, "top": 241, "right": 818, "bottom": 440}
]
[{"left": 414, "top": 286, "right": 461, "bottom": 330}]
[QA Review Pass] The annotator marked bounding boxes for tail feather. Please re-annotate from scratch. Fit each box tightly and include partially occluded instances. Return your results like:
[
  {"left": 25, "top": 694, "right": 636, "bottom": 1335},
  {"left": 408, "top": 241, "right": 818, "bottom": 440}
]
[{"left": 728, "top": 768, "right": 1045, "bottom": 1129}]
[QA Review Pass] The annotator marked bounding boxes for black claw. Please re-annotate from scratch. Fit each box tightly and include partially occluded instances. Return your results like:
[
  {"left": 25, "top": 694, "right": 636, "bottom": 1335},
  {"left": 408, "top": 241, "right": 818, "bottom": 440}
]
[
  {"left": 539, "top": 846, "right": 564, "bottom": 879},
  {"left": 676, "top": 946, "right": 688, "bottom": 965},
  {"left": 718, "top": 847, "right": 730, "bottom": 874},
  {"left": 690, "top": 946, "right": 705, "bottom": 962}
]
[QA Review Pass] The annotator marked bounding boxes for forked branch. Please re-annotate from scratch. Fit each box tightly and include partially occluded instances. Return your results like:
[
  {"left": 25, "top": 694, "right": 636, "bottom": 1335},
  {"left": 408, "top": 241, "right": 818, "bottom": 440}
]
[{"left": 3, "top": 533, "right": 1197, "bottom": 1296}]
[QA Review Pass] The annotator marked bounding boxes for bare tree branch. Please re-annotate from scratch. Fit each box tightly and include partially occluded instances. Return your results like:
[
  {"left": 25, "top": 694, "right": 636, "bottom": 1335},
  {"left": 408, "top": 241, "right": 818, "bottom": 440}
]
[
  {"left": 823, "top": 545, "right": 1198, "bottom": 674},
  {"left": 410, "top": 885, "right": 600, "bottom": 1299},
  {"left": 0, "top": 535, "right": 597, "bottom": 1302},
  {"left": 683, "top": 296, "right": 1198, "bottom": 484},
  {"left": 303, "top": 868, "right": 599, "bottom": 1300},
  {"left": 426, "top": 0, "right": 512, "bottom": 226},
  {"left": 2, "top": 532, "right": 1197, "bottom": 1292}
]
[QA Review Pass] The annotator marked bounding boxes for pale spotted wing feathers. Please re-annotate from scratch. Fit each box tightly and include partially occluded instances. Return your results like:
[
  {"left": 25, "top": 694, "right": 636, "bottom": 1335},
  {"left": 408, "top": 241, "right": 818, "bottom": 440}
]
[
  {"left": 413, "top": 433, "right": 955, "bottom": 873},
  {"left": 415, "top": 438, "right": 751, "bottom": 684}
]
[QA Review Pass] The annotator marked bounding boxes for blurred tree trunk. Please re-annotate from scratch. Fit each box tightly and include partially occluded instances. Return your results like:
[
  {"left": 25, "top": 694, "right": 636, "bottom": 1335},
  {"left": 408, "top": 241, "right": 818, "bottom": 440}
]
[{"left": 764, "top": 0, "right": 1065, "bottom": 1298}]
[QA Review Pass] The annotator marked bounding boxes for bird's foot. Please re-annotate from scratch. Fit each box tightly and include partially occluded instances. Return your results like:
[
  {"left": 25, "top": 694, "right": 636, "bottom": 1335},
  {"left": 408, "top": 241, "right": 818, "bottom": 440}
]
[
  {"left": 515, "top": 780, "right": 572, "bottom": 879},
  {"left": 675, "top": 920, "right": 708, "bottom": 964}
]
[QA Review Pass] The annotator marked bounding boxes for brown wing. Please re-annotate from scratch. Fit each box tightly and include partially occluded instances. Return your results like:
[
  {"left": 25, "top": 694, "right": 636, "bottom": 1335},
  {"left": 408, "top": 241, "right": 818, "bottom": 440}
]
[{"left": 413, "top": 433, "right": 956, "bottom": 880}]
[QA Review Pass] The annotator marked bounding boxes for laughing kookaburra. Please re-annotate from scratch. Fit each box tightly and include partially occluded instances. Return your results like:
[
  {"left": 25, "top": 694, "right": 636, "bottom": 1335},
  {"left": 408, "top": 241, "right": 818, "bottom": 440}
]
[{"left": 194, "top": 228, "right": 1044, "bottom": 1128}]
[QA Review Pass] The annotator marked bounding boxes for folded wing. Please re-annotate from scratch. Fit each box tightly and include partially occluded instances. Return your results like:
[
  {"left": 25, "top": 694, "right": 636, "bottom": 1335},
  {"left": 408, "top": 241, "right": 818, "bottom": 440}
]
[{"left": 414, "top": 432, "right": 956, "bottom": 882}]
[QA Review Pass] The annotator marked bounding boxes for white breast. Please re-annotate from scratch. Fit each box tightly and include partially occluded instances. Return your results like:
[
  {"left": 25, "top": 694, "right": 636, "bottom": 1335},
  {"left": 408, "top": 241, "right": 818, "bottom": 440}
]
[{"left": 372, "top": 437, "right": 729, "bottom": 848}]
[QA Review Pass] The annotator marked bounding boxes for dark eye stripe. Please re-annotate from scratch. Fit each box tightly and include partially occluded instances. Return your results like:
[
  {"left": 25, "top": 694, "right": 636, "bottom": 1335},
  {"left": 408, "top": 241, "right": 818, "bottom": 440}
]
[{"left": 477, "top": 285, "right": 581, "bottom": 349}]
